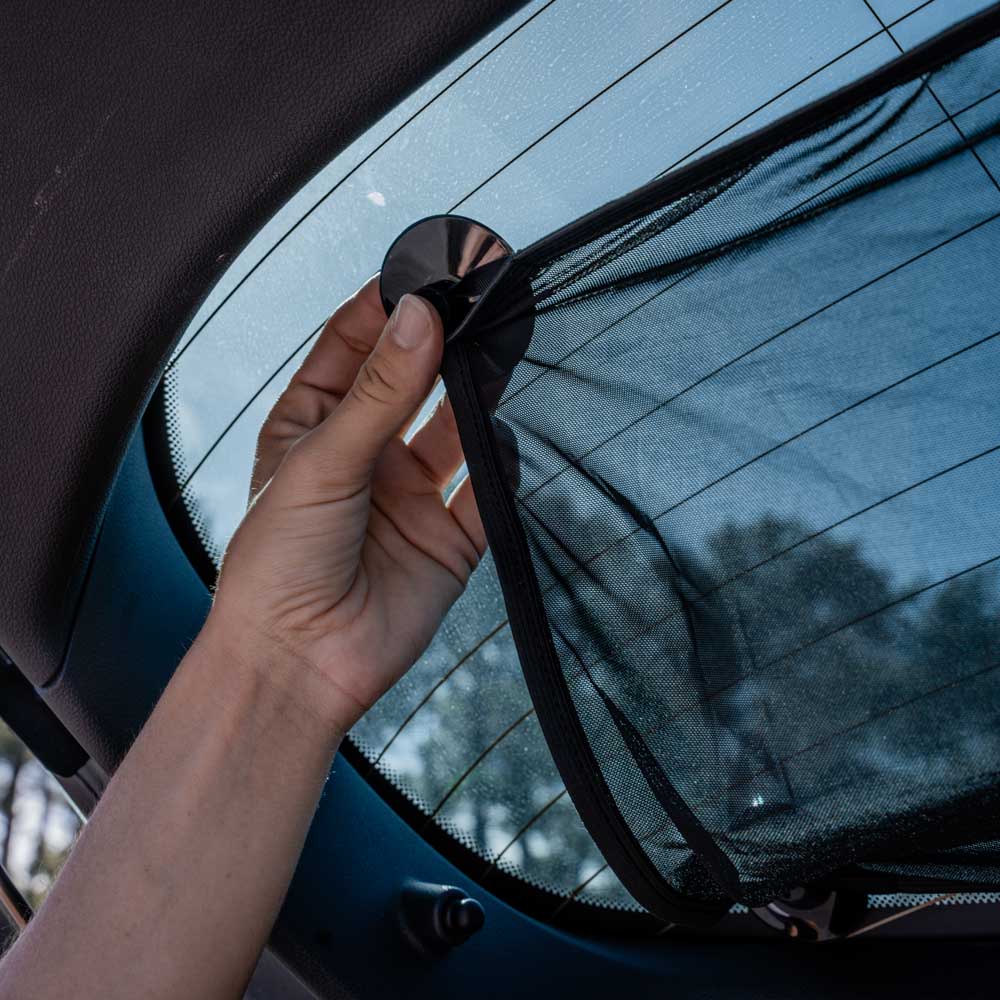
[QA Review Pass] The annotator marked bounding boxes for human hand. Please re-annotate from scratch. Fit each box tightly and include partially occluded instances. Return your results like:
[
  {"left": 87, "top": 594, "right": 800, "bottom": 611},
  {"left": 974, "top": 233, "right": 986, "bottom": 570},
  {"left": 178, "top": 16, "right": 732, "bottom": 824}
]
[{"left": 207, "top": 277, "right": 485, "bottom": 738}]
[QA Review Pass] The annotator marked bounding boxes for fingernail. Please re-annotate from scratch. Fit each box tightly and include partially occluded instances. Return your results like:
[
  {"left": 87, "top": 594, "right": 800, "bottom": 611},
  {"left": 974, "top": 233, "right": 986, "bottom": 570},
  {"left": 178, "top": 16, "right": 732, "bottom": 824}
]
[{"left": 391, "top": 294, "right": 430, "bottom": 349}]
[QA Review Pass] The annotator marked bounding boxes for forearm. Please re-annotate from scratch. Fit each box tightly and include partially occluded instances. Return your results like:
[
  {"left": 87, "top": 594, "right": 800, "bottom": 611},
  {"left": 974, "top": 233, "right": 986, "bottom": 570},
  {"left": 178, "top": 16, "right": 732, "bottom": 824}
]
[
  {"left": 0, "top": 283, "right": 478, "bottom": 998},
  {"left": 0, "top": 618, "right": 341, "bottom": 1000}
]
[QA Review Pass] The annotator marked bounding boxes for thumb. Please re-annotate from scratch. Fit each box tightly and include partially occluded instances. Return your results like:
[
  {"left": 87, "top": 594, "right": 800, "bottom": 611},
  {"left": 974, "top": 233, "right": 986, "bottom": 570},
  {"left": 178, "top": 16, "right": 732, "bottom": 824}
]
[{"left": 296, "top": 293, "right": 443, "bottom": 492}]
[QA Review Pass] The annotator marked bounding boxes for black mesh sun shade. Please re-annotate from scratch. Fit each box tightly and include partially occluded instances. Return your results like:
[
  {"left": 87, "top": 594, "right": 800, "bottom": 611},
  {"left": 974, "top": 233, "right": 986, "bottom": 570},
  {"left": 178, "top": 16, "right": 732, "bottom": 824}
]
[{"left": 429, "top": 7, "right": 1000, "bottom": 923}]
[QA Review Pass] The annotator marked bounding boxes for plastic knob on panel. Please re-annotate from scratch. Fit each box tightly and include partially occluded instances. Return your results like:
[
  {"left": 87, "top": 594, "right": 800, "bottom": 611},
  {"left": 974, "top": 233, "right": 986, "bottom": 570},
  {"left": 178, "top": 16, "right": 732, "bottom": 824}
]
[{"left": 398, "top": 879, "right": 487, "bottom": 957}]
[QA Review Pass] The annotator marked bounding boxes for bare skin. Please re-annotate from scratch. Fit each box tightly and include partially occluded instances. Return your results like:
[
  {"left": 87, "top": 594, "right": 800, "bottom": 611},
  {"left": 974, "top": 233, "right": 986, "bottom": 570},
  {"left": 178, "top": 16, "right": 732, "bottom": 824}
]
[{"left": 0, "top": 279, "right": 484, "bottom": 999}]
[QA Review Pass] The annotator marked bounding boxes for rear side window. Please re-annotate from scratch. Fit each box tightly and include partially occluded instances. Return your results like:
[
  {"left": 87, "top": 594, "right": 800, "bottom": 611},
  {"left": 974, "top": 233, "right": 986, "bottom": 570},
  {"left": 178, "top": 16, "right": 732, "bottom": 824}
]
[
  {"left": 0, "top": 721, "right": 82, "bottom": 914},
  {"left": 154, "top": 0, "right": 998, "bottom": 925}
]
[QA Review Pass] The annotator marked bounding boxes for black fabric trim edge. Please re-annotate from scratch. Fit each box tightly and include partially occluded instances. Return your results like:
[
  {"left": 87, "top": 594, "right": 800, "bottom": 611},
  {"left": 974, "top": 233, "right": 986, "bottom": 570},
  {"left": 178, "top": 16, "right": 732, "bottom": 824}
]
[{"left": 442, "top": 341, "right": 729, "bottom": 926}]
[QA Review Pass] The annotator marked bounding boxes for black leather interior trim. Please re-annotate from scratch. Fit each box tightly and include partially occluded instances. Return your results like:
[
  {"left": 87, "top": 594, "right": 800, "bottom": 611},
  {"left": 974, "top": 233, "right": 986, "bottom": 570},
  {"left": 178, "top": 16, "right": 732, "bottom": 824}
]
[{"left": 0, "top": 0, "right": 527, "bottom": 686}]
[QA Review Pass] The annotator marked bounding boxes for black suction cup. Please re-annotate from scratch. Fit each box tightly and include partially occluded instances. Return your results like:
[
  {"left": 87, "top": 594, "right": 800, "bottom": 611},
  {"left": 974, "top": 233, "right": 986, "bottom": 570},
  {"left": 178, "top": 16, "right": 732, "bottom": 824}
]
[{"left": 379, "top": 214, "right": 513, "bottom": 338}]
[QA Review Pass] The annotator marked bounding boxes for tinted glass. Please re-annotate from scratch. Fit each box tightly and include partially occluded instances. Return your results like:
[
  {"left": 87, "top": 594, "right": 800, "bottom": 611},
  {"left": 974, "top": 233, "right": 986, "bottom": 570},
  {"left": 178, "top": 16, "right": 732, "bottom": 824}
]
[{"left": 161, "top": 0, "right": 996, "bottom": 917}]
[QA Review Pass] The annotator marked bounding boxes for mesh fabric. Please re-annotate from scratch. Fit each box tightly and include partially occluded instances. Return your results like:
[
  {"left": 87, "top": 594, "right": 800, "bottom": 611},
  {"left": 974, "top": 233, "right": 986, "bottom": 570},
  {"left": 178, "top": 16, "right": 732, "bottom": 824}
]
[{"left": 443, "top": 8, "right": 1000, "bottom": 917}]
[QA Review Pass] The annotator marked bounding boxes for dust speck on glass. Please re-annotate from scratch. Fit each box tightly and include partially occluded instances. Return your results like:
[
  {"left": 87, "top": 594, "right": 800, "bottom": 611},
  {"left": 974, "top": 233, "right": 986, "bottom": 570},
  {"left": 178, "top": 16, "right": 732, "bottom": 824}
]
[{"left": 161, "top": 0, "right": 996, "bottom": 916}]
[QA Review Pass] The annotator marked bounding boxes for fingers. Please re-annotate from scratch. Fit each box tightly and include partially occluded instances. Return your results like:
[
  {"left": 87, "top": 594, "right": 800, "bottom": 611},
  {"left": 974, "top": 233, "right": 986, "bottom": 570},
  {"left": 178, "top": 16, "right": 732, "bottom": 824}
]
[
  {"left": 293, "top": 275, "right": 387, "bottom": 399},
  {"left": 407, "top": 395, "right": 465, "bottom": 489},
  {"left": 447, "top": 476, "right": 487, "bottom": 558},
  {"left": 250, "top": 379, "right": 341, "bottom": 500},
  {"left": 250, "top": 277, "right": 386, "bottom": 499},
  {"left": 293, "top": 294, "right": 443, "bottom": 497}
]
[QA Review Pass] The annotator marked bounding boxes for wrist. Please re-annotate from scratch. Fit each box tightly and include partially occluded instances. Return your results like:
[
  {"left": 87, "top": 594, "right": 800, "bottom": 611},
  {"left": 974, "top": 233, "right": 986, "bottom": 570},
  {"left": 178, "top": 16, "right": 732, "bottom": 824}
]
[{"left": 195, "top": 608, "right": 358, "bottom": 748}]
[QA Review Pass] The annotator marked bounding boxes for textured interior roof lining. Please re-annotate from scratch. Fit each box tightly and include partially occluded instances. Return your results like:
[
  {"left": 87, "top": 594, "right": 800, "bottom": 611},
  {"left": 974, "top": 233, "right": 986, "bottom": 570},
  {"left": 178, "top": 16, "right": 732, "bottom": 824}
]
[
  {"left": 441, "top": 4, "right": 1000, "bottom": 922},
  {"left": 0, "top": 0, "right": 528, "bottom": 687}
]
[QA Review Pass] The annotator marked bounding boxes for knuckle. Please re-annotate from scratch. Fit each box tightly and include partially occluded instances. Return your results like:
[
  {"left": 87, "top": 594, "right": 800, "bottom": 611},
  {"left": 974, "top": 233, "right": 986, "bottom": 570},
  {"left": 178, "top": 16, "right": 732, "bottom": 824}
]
[
  {"left": 256, "top": 417, "right": 282, "bottom": 452},
  {"left": 351, "top": 359, "right": 398, "bottom": 407},
  {"left": 330, "top": 320, "right": 374, "bottom": 357},
  {"left": 256, "top": 403, "right": 283, "bottom": 445}
]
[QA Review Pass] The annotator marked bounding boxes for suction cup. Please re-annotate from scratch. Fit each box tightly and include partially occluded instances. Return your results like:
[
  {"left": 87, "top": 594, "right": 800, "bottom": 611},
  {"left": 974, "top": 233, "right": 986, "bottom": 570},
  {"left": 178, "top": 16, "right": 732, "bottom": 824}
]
[{"left": 379, "top": 214, "right": 512, "bottom": 338}]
